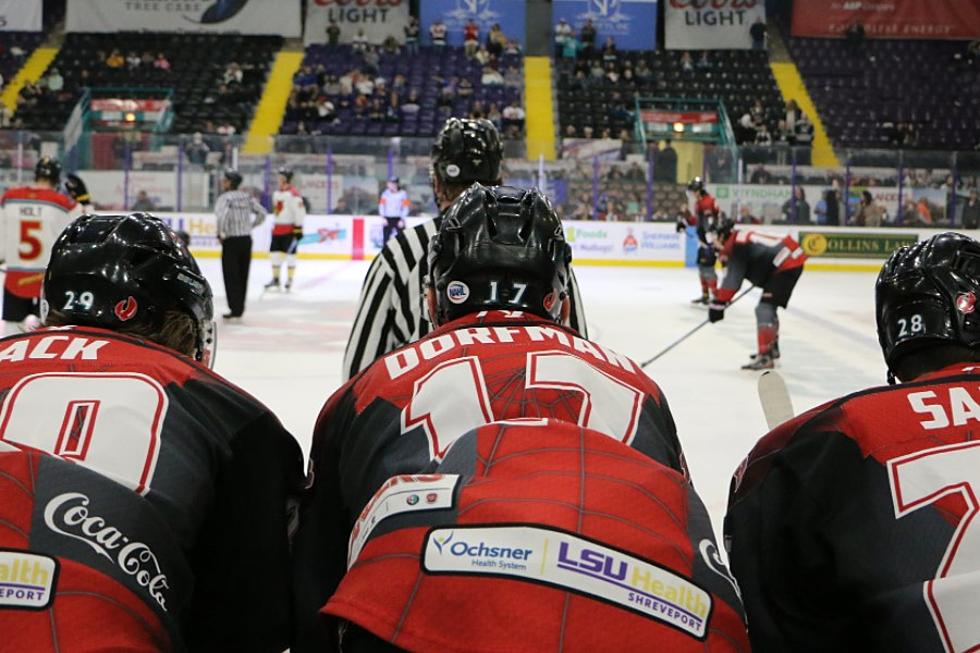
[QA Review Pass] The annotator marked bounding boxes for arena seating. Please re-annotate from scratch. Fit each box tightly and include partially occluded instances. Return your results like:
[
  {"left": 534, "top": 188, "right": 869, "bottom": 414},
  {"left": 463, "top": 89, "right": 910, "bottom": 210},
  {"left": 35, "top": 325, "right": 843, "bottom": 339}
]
[
  {"left": 790, "top": 38, "right": 980, "bottom": 150},
  {"left": 280, "top": 44, "right": 524, "bottom": 139},
  {"left": 556, "top": 49, "right": 783, "bottom": 143},
  {"left": 0, "top": 32, "right": 45, "bottom": 88},
  {"left": 14, "top": 32, "right": 281, "bottom": 134}
]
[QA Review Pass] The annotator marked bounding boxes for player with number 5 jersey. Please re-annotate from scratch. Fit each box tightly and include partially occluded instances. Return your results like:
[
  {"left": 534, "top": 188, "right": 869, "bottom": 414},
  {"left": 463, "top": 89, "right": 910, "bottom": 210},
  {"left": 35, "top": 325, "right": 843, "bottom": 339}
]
[
  {"left": 292, "top": 185, "right": 749, "bottom": 651},
  {"left": 726, "top": 232, "right": 980, "bottom": 652},
  {"left": 0, "top": 157, "right": 90, "bottom": 334},
  {"left": 0, "top": 213, "right": 305, "bottom": 652}
]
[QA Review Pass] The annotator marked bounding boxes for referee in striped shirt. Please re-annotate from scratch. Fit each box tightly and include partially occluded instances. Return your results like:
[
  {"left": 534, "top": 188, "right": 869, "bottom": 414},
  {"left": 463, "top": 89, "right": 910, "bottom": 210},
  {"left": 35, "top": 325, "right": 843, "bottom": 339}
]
[
  {"left": 342, "top": 117, "right": 588, "bottom": 380},
  {"left": 215, "top": 169, "right": 266, "bottom": 319}
]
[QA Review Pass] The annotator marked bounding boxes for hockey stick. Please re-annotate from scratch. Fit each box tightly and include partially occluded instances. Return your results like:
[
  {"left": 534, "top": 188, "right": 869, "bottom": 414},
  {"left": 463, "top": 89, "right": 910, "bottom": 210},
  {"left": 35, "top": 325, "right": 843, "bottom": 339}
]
[
  {"left": 639, "top": 285, "right": 755, "bottom": 369},
  {"left": 758, "top": 370, "right": 794, "bottom": 429}
]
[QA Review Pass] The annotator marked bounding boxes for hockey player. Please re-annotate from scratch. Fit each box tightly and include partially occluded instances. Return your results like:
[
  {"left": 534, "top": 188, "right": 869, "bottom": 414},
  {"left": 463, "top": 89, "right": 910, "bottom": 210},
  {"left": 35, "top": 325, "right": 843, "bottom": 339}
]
[
  {"left": 0, "top": 156, "right": 90, "bottom": 334},
  {"left": 323, "top": 419, "right": 749, "bottom": 652},
  {"left": 708, "top": 218, "right": 806, "bottom": 370},
  {"left": 292, "top": 185, "right": 744, "bottom": 651},
  {"left": 342, "top": 117, "right": 588, "bottom": 381},
  {"left": 378, "top": 175, "right": 409, "bottom": 243},
  {"left": 267, "top": 166, "right": 305, "bottom": 291},
  {"left": 726, "top": 232, "right": 980, "bottom": 652},
  {"left": 679, "top": 177, "right": 719, "bottom": 305},
  {"left": 0, "top": 213, "right": 304, "bottom": 651}
]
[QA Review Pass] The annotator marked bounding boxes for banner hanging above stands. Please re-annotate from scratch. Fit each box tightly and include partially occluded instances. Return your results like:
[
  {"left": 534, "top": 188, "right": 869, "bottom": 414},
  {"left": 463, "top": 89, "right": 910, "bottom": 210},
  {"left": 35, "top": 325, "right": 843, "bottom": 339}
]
[
  {"left": 420, "top": 0, "right": 526, "bottom": 47},
  {"left": 664, "top": 0, "right": 766, "bottom": 50},
  {"left": 0, "top": 0, "right": 43, "bottom": 31},
  {"left": 304, "top": 0, "right": 411, "bottom": 47},
  {"left": 66, "top": 0, "right": 302, "bottom": 36},
  {"left": 791, "top": 0, "right": 980, "bottom": 40},
  {"left": 552, "top": 0, "right": 659, "bottom": 51}
]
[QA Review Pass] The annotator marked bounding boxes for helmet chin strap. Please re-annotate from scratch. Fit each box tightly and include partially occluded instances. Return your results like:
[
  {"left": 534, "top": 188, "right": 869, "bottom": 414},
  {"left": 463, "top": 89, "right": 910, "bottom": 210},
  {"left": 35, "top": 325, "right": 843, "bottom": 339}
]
[{"left": 887, "top": 369, "right": 897, "bottom": 385}]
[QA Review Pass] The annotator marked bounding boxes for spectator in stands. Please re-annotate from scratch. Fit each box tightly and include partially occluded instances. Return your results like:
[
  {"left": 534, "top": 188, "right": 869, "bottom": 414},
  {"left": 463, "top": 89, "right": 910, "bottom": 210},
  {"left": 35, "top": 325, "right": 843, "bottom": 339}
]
[
  {"left": 486, "top": 103, "right": 503, "bottom": 130},
  {"left": 482, "top": 65, "right": 504, "bottom": 86},
  {"left": 463, "top": 19, "right": 480, "bottom": 58},
  {"left": 785, "top": 100, "right": 804, "bottom": 130},
  {"left": 504, "top": 39, "right": 521, "bottom": 55},
  {"left": 352, "top": 29, "right": 369, "bottom": 53},
  {"left": 106, "top": 49, "right": 124, "bottom": 68},
  {"left": 562, "top": 30, "right": 581, "bottom": 60},
  {"left": 468, "top": 100, "right": 485, "bottom": 120},
  {"left": 46, "top": 68, "right": 63, "bottom": 93},
  {"left": 474, "top": 46, "right": 491, "bottom": 66},
  {"left": 326, "top": 19, "right": 341, "bottom": 46},
  {"left": 405, "top": 17, "right": 420, "bottom": 55},
  {"left": 602, "top": 37, "right": 617, "bottom": 63},
  {"left": 503, "top": 102, "right": 525, "bottom": 132},
  {"left": 317, "top": 97, "right": 337, "bottom": 122},
  {"left": 654, "top": 140, "right": 678, "bottom": 183},
  {"left": 383, "top": 35, "right": 400, "bottom": 54},
  {"left": 635, "top": 59, "right": 653, "bottom": 81},
  {"left": 737, "top": 205, "right": 762, "bottom": 224},
  {"left": 430, "top": 20, "right": 447, "bottom": 46},
  {"left": 126, "top": 51, "right": 141, "bottom": 69},
  {"left": 681, "top": 51, "right": 695, "bottom": 74},
  {"left": 852, "top": 190, "right": 884, "bottom": 227},
  {"left": 795, "top": 112, "right": 814, "bottom": 146},
  {"left": 402, "top": 89, "right": 420, "bottom": 116},
  {"left": 781, "top": 187, "right": 810, "bottom": 224},
  {"left": 605, "top": 63, "right": 619, "bottom": 84},
  {"left": 823, "top": 180, "right": 842, "bottom": 226},
  {"left": 140, "top": 51, "right": 153, "bottom": 66},
  {"left": 750, "top": 17, "right": 767, "bottom": 51},
  {"left": 185, "top": 133, "right": 210, "bottom": 167},
  {"left": 580, "top": 18, "right": 597, "bottom": 55},
  {"left": 754, "top": 123, "right": 773, "bottom": 146},
  {"left": 565, "top": 124, "right": 577, "bottom": 139},
  {"left": 963, "top": 190, "right": 980, "bottom": 229},
  {"left": 915, "top": 197, "right": 934, "bottom": 226},
  {"left": 368, "top": 98, "right": 384, "bottom": 122},
  {"left": 504, "top": 64, "right": 522, "bottom": 89},
  {"left": 0, "top": 104, "right": 11, "bottom": 128},
  {"left": 773, "top": 119, "right": 793, "bottom": 146},
  {"left": 555, "top": 18, "right": 572, "bottom": 57},
  {"left": 487, "top": 23, "right": 507, "bottom": 57},
  {"left": 750, "top": 165, "right": 772, "bottom": 184},
  {"left": 131, "top": 190, "right": 155, "bottom": 211},
  {"left": 750, "top": 99, "right": 766, "bottom": 127},
  {"left": 458, "top": 77, "right": 474, "bottom": 98},
  {"left": 153, "top": 52, "right": 170, "bottom": 71}
]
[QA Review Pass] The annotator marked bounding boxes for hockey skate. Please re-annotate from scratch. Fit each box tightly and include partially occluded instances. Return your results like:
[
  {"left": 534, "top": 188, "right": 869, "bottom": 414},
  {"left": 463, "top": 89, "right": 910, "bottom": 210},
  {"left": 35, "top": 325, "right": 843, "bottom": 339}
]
[
  {"left": 691, "top": 294, "right": 709, "bottom": 305},
  {"left": 264, "top": 279, "right": 280, "bottom": 291},
  {"left": 284, "top": 282, "right": 292, "bottom": 292},
  {"left": 750, "top": 341, "right": 780, "bottom": 360},
  {"left": 742, "top": 353, "right": 775, "bottom": 370}
]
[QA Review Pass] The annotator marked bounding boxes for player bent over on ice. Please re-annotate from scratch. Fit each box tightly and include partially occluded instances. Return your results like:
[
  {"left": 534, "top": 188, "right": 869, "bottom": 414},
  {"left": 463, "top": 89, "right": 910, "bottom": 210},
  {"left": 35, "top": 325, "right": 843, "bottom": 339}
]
[
  {"left": 726, "top": 232, "right": 980, "bottom": 652},
  {"left": 291, "top": 185, "right": 749, "bottom": 652},
  {"left": 707, "top": 218, "right": 807, "bottom": 370},
  {"left": 0, "top": 213, "right": 304, "bottom": 652}
]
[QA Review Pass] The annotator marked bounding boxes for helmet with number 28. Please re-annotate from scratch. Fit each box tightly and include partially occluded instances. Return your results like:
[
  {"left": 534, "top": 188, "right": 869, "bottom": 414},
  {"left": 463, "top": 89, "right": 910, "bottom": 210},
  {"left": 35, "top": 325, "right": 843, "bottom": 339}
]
[
  {"left": 427, "top": 184, "right": 572, "bottom": 325},
  {"left": 876, "top": 232, "right": 980, "bottom": 377},
  {"left": 43, "top": 212, "right": 216, "bottom": 366}
]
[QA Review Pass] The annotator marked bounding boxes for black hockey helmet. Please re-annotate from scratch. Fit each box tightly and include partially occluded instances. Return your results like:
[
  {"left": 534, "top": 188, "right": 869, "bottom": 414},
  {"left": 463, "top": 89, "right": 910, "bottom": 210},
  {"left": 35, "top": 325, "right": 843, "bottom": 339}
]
[
  {"left": 430, "top": 118, "right": 503, "bottom": 187},
  {"left": 687, "top": 176, "right": 705, "bottom": 193},
  {"left": 224, "top": 169, "right": 243, "bottom": 189},
  {"left": 35, "top": 156, "right": 62, "bottom": 183},
  {"left": 277, "top": 166, "right": 293, "bottom": 183},
  {"left": 43, "top": 213, "right": 216, "bottom": 365},
  {"left": 714, "top": 216, "right": 735, "bottom": 242},
  {"left": 427, "top": 184, "right": 572, "bottom": 324},
  {"left": 876, "top": 232, "right": 980, "bottom": 376}
]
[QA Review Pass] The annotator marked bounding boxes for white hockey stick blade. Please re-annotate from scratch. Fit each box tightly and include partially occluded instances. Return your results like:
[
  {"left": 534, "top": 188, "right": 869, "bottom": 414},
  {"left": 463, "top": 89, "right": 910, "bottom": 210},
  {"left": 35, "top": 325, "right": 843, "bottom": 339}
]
[{"left": 758, "top": 370, "right": 794, "bottom": 430}]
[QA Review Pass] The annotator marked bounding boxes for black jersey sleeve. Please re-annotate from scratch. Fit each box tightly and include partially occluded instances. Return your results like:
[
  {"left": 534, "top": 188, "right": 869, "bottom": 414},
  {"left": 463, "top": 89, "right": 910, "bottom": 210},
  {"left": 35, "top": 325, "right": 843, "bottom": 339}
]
[{"left": 184, "top": 411, "right": 305, "bottom": 653}]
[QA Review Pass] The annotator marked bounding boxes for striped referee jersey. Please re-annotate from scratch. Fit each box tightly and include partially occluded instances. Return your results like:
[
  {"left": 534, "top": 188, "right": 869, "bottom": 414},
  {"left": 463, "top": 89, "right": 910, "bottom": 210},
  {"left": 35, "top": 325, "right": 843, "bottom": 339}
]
[
  {"left": 215, "top": 189, "right": 266, "bottom": 238},
  {"left": 342, "top": 214, "right": 588, "bottom": 381}
]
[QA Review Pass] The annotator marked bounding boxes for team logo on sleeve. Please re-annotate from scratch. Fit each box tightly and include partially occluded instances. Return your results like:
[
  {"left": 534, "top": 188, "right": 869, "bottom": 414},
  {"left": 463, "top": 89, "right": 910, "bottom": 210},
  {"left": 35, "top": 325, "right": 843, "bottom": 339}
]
[
  {"left": 114, "top": 296, "right": 138, "bottom": 322},
  {"left": 956, "top": 292, "right": 976, "bottom": 315},
  {"left": 0, "top": 550, "right": 58, "bottom": 610},
  {"left": 447, "top": 281, "right": 470, "bottom": 304}
]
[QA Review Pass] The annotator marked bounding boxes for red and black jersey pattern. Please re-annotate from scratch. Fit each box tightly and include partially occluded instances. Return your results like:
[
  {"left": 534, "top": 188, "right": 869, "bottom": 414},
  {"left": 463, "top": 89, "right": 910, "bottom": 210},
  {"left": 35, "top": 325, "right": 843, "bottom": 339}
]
[
  {"left": 0, "top": 327, "right": 305, "bottom": 652},
  {"left": 726, "top": 363, "right": 980, "bottom": 652},
  {"left": 293, "top": 311, "right": 685, "bottom": 652},
  {"left": 695, "top": 194, "right": 719, "bottom": 245},
  {"left": 715, "top": 230, "right": 807, "bottom": 303},
  {"left": 325, "top": 420, "right": 749, "bottom": 653}
]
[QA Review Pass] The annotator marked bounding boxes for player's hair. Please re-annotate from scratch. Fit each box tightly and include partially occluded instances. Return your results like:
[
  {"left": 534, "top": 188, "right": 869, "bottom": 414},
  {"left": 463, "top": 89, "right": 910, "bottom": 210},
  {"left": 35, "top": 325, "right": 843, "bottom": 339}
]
[
  {"left": 44, "top": 308, "right": 198, "bottom": 357},
  {"left": 891, "top": 345, "right": 980, "bottom": 383}
]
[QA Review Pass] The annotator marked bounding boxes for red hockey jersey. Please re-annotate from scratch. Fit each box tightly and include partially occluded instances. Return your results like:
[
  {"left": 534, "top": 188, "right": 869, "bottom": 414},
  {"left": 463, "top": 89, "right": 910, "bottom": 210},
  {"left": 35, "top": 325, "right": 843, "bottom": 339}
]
[
  {"left": 325, "top": 420, "right": 749, "bottom": 652},
  {"left": 292, "top": 310, "right": 686, "bottom": 651},
  {"left": 715, "top": 230, "right": 807, "bottom": 303},
  {"left": 0, "top": 326, "right": 305, "bottom": 652},
  {"left": 726, "top": 363, "right": 980, "bottom": 652}
]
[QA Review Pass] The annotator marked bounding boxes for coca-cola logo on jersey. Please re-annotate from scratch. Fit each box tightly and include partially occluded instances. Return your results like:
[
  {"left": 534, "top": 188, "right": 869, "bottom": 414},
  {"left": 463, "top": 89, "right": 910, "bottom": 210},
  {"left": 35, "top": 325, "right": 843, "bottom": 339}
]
[{"left": 43, "top": 492, "right": 170, "bottom": 611}]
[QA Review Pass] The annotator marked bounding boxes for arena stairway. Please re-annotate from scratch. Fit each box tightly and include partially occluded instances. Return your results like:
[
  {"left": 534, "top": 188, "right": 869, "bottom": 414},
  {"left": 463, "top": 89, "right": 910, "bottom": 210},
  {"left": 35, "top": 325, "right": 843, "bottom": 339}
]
[
  {"left": 244, "top": 48, "right": 305, "bottom": 155},
  {"left": 524, "top": 56, "right": 556, "bottom": 161},
  {"left": 1, "top": 46, "right": 58, "bottom": 112}
]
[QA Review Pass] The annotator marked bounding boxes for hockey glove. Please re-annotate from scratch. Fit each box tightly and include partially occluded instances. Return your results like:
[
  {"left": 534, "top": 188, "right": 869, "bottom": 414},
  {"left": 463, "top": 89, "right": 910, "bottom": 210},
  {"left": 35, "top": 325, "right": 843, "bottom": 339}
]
[
  {"left": 675, "top": 218, "right": 687, "bottom": 233},
  {"left": 65, "top": 174, "right": 92, "bottom": 206},
  {"left": 708, "top": 301, "right": 726, "bottom": 323},
  {"left": 292, "top": 226, "right": 303, "bottom": 239}
]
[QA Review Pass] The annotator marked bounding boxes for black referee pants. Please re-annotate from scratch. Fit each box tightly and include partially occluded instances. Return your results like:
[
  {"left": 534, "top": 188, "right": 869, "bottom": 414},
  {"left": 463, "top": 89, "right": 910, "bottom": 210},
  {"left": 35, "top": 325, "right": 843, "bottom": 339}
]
[{"left": 222, "top": 235, "right": 252, "bottom": 316}]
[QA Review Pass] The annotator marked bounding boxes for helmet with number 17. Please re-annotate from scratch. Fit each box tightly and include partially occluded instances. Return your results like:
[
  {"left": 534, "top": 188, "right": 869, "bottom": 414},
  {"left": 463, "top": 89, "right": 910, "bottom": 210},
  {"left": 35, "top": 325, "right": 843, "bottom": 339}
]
[
  {"left": 427, "top": 184, "right": 572, "bottom": 325},
  {"left": 876, "top": 232, "right": 980, "bottom": 378},
  {"left": 43, "top": 212, "right": 216, "bottom": 366}
]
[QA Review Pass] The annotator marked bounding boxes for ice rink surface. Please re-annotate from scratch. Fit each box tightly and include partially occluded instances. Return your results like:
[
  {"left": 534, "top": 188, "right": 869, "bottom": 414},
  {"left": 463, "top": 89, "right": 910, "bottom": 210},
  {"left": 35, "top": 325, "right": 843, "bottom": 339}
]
[{"left": 206, "top": 257, "right": 885, "bottom": 540}]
